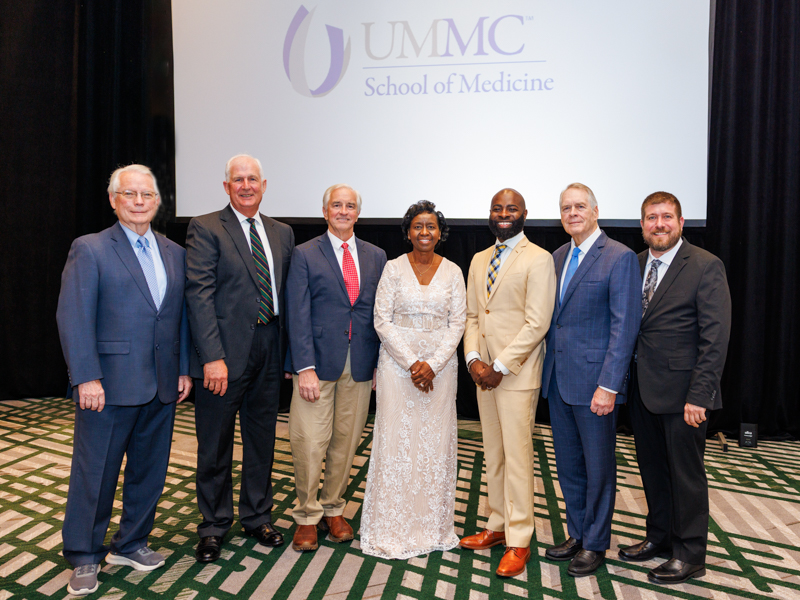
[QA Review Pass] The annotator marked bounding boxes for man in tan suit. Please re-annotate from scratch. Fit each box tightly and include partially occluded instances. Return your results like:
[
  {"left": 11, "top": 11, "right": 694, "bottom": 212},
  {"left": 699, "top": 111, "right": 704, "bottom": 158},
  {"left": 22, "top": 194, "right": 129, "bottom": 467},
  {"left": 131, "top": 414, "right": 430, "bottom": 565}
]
[{"left": 461, "top": 188, "right": 556, "bottom": 578}]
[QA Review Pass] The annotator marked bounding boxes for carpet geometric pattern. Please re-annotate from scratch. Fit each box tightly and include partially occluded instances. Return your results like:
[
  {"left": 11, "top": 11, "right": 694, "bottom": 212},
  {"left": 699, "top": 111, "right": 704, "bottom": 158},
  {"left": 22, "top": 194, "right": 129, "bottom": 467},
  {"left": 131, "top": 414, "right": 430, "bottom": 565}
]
[{"left": 1, "top": 397, "right": 800, "bottom": 599}]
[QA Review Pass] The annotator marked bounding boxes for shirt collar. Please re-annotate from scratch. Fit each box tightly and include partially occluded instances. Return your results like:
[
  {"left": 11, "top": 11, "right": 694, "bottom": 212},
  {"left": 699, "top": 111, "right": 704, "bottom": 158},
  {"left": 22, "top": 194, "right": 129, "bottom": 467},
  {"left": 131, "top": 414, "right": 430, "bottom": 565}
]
[
  {"left": 495, "top": 230, "right": 525, "bottom": 250},
  {"left": 647, "top": 237, "right": 683, "bottom": 268},
  {"left": 569, "top": 226, "right": 602, "bottom": 255},
  {"left": 119, "top": 222, "right": 155, "bottom": 248},
  {"left": 230, "top": 204, "right": 263, "bottom": 228},
  {"left": 327, "top": 229, "right": 356, "bottom": 250}
]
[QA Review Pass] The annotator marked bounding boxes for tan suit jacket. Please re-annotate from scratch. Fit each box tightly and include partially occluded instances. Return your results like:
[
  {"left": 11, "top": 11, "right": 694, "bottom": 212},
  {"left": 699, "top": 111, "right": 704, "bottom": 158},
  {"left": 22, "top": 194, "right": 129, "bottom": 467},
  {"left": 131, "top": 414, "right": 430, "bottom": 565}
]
[{"left": 464, "top": 236, "right": 556, "bottom": 390}]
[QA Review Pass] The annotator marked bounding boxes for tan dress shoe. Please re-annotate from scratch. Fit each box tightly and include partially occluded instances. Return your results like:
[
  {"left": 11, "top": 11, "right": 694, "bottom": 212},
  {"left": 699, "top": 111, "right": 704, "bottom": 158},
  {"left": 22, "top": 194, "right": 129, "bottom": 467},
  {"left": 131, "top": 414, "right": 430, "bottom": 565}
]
[
  {"left": 496, "top": 546, "right": 531, "bottom": 577},
  {"left": 319, "top": 515, "right": 354, "bottom": 542},
  {"left": 459, "top": 529, "right": 506, "bottom": 550},
  {"left": 292, "top": 524, "right": 318, "bottom": 552}
]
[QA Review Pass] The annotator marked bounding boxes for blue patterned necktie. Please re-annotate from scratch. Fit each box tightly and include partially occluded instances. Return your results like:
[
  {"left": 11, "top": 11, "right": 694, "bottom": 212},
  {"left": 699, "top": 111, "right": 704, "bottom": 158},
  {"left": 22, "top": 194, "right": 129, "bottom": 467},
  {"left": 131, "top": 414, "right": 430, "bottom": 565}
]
[
  {"left": 135, "top": 236, "right": 161, "bottom": 309},
  {"left": 486, "top": 243, "right": 507, "bottom": 298},
  {"left": 560, "top": 247, "right": 581, "bottom": 303},
  {"left": 642, "top": 259, "right": 662, "bottom": 316},
  {"left": 247, "top": 218, "right": 275, "bottom": 322}
]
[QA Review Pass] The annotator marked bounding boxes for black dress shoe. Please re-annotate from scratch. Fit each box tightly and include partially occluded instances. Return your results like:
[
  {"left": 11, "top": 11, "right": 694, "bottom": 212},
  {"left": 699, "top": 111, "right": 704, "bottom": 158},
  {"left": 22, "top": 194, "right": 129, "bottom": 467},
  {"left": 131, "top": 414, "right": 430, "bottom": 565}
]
[
  {"left": 245, "top": 522, "right": 284, "bottom": 547},
  {"left": 196, "top": 536, "right": 223, "bottom": 563},
  {"left": 618, "top": 540, "right": 671, "bottom": 562},
  {"left": 545, "top": 537, "right": 582, "bottom": 561},
  {"left": 568, "top": 549, "right": 605, "bottom": 576},
  {"left": 648, "top": 558, "right": 705, "bottom": 584}
]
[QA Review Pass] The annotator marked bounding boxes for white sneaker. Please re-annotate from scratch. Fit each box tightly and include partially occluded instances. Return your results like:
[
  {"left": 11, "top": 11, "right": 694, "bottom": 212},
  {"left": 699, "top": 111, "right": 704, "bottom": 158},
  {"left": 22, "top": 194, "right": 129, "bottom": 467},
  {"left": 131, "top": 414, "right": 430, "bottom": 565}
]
[{"left": 105, "top": 546, "right": 165, "bottom": 571}]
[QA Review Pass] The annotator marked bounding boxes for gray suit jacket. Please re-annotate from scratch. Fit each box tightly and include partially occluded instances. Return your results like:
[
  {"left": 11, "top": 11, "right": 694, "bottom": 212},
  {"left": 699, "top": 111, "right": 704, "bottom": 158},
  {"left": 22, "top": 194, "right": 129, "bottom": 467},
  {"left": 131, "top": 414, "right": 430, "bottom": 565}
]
[
  {"left": 185, "top": 205, "right": 295, "bottom": 380},
  {"left": 56, "top": 222, "right": 190, "bottom": 405},
  {"left": 636, "top": 238, "right": 732, "bottom": 413}
]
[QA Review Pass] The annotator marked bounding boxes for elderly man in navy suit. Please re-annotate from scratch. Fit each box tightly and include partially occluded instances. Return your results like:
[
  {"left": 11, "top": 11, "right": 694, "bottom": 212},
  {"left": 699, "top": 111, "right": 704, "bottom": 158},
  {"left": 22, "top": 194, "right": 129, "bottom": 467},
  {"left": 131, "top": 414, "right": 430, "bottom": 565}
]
[
  {"left": 56, "top": 165, "right": 192, "bottom": 596},
  {"left": 541, "top": 183, "right": 641, "bottom": 576},
  {"left": 285, "top": 184, "right": 387, "bottom": 552}
]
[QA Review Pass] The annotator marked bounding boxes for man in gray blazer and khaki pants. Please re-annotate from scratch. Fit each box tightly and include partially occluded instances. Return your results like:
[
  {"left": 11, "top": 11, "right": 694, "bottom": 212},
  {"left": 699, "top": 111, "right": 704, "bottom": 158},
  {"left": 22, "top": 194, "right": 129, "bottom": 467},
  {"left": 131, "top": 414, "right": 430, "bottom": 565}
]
[
  {"left": 619, "top": 191, "right": 731, "bottom": 585},
  {"left": 185, "top": 154, "right": 295, "bottom": 562}
]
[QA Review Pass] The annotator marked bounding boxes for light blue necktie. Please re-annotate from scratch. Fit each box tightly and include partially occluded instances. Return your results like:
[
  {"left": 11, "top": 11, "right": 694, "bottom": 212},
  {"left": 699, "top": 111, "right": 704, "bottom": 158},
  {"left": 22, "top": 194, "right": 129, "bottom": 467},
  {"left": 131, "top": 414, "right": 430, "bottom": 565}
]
[
  {"left": 136, "top": 236, "right": 161, "bottom": 309},
  {"left": 560, "top": 247, "right": 581, "bottom": 303}
]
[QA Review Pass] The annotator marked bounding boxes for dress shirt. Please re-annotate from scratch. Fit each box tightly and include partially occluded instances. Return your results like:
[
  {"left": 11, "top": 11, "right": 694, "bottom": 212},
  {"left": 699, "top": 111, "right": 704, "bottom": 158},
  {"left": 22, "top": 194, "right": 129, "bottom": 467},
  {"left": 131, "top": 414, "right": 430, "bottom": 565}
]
[
  {"left": 326, "top": 229, "right": 361, "bottom": 284},
  {"left": 230, "top": 204, "right": 279, "bottom": 316},
  {"left": 119, "top": 222, "right": 167, "bottom": 305},
  {"left": 561, "top": 227, "right": 616, "bottom": 395},
  {"left": 559, "top": 226, "right": 603, "bottom": 297},
  {"left": 465, "top": 230, "right": 526, "bottom": 376},
  {"left": 642, "top": 237, "right": 683, "bottom": 294}
]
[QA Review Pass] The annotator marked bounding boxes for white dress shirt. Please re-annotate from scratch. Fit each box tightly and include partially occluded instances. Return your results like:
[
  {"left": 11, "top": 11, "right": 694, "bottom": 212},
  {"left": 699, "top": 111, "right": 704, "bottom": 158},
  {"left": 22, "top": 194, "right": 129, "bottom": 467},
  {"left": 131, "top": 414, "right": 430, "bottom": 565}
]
[
  {"left": 230, "top": 204, "right": 279, "bottom": 316},
  {"left": 119, "top": 222, "right": 167, "bottom": 305},
  {"left": 642, "top": 237, "right": 683, "bottom": 294},
  {"left": 465, "top": 230, "right": 526, "bottom": 375}
]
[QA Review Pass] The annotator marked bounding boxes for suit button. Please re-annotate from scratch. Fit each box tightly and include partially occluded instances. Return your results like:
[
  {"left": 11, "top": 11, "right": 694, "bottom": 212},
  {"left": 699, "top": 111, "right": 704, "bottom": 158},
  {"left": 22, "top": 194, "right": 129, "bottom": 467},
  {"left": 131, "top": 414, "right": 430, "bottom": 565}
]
[
  {"left": 256, "top": 297, "right": 260, "bottom": 302},
  {"left": 157, "top": 317, "right": 161, "bottom": 321},
  {"left": 556, "top": 324, "right": 562, "bottom": 329},
  {"left": 344, "top": 330, "right": 349, "bottom": 335},
  {"left": 485, "top": 309, "right": 490, "bottom": 314},
  {"left": 251, "top": 324, "right": 256, "bottom": 330},
  {"left": 155, "top": 344, "right": 160, "bottom": 350},
  {"left": 351, "top": 307, "right": 355, "bottom": 312},
  {"left": 482, "top": 334, "right": 485, "bottom": 338}
]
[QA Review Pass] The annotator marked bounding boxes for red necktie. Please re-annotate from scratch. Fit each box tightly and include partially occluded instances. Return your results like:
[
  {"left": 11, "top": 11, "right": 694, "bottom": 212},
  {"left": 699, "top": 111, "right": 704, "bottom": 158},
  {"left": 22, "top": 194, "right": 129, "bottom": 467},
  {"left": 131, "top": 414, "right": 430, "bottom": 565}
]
[{"left": 342, "top": 242, "right": 359, "bottom": 339}]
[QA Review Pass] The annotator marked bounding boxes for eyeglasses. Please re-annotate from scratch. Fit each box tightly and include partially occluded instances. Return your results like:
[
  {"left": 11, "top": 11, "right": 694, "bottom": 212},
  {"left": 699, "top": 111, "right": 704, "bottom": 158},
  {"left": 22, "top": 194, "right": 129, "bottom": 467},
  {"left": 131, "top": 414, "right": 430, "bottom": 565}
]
[{"left": 115, "top": 190, "right": 158, "bottom": 201}]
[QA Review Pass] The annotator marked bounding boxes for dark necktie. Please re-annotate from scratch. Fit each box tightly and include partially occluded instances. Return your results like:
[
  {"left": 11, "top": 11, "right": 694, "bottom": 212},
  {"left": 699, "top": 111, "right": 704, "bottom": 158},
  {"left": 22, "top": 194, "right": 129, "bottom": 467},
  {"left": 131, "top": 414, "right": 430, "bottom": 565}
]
[
  {"left": 642, "top": 259, "right": 662, "bottom": 316},
  {"left": 247, "top": 218, "right": 275, "bottom": 322}
]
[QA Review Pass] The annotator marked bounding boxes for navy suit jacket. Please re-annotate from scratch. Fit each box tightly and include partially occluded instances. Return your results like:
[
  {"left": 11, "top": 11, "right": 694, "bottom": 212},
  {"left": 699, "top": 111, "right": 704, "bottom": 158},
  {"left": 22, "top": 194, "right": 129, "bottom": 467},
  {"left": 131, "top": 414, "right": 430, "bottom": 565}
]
[
  {"left": 56, "top": 222, "right": 190, "bottom": 405},
  {"left": 542, "top": 231, "right": 641, "bottom": 405},
  {"left": 284, "top": 233, "right": 387, "bottom": 382}
]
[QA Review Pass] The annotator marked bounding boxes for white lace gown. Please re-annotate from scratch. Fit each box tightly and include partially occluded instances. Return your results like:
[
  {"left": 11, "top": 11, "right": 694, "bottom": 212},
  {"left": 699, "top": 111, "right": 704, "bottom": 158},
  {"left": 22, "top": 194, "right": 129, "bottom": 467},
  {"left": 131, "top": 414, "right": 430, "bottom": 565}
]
[{"left": 360, "top": 255, "right": 467, "bottom": 559}]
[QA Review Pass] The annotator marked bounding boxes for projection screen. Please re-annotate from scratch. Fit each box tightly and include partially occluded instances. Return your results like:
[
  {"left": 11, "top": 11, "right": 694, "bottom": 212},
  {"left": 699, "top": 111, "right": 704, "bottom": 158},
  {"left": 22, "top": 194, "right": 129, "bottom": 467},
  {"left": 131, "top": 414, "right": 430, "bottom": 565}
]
[{"left": 172, "top": 0, "right": 710, "bottom": 221}]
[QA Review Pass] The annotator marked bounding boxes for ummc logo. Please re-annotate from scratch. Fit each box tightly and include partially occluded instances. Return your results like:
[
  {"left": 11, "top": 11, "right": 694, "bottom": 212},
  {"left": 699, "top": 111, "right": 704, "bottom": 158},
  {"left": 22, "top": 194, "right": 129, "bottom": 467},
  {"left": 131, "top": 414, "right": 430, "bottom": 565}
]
[{"left": 283, "top": 5, "right": 351, "bottom": 98}]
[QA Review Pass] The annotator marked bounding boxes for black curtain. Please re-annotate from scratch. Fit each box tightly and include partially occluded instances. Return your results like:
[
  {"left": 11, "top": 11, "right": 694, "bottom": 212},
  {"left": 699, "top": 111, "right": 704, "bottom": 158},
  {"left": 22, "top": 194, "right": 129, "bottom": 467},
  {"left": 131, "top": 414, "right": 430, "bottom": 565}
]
[
  {"left": 2, "top": 0, "right": 799, "bottom": 438},
  {"left": 707, "top": 0, "right": 800, "bottom": 438}
]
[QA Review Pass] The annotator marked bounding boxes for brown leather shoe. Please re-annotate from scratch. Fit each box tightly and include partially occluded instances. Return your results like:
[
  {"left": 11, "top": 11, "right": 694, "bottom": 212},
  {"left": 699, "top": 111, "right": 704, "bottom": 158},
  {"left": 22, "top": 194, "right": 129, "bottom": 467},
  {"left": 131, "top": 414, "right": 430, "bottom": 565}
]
[
  {"left": 459, "top": 529, "right": 506, "bottom": 550},
  {"left": 292, "top": 524, "right": 318, "bottom": 552},
  {"left": 496, "top": 547, "right": 531, "bottom": 577},
  {"left": 318, "top": 515, "right": 354, "bottom": 542}
]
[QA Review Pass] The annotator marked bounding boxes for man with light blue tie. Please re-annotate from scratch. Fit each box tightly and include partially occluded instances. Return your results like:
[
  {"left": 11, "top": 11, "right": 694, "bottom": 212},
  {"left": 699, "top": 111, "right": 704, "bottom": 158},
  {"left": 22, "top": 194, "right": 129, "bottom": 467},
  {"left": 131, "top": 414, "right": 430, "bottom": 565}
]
[
  {"left": 541, "top": 183, "right": 641, "bottom": 577},
  {"left": 56, "top": 165, "right": 192, "bottom": 596}
]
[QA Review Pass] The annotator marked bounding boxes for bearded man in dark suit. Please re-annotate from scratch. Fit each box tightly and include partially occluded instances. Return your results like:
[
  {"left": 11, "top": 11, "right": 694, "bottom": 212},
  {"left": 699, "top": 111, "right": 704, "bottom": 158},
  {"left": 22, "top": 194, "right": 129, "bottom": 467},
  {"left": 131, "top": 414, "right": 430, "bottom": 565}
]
[{"left": 619, "top": 191, "right": 731, "bottom": 585}]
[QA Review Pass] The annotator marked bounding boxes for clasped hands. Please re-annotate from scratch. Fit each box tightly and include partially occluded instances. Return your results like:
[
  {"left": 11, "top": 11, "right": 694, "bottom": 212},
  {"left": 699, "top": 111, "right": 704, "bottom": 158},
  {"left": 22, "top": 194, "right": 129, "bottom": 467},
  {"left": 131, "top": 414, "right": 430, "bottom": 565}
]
[
  {"left": 410, "top": 360, "right": 435, "bottom": 393},
  {"left": 469, "top": 360, "right": 503, "bottom": 391}
]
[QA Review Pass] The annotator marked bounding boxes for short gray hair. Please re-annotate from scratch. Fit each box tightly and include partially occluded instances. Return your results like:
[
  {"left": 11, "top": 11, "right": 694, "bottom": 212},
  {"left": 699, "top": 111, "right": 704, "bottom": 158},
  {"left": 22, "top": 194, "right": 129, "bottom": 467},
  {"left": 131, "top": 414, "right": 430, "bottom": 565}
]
[
  {"left": 225, "top": 154, "right": 264, "bottom": 182},
  {"left": 559, "top": 182, "right": 597, "bottom": 210},
  {"left": 323, "top": 184, "right": 362, "bottom": 212},
  {"left": 107, "top": 164, "right": 160, "bottom": 197}
]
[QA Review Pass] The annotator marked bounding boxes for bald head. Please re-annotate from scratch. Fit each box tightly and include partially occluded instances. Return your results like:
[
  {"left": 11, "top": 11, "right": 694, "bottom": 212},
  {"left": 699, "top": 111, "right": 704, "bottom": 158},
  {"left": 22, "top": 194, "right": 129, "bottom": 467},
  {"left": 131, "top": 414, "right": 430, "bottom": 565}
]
[
  {"left": 489, "top": 188, "right": 527, "bottom": 241},
  {"left": 492, "top": 188, "right": 526, "bottom": 212}
]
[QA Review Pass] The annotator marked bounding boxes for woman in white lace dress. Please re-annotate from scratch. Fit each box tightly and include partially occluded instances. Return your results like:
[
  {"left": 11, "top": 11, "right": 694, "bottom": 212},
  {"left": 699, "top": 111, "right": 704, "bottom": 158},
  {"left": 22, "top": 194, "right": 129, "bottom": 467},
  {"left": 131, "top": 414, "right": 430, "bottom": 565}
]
[{"left": 360, "top": 201, "right": 467, "bottom": 559}]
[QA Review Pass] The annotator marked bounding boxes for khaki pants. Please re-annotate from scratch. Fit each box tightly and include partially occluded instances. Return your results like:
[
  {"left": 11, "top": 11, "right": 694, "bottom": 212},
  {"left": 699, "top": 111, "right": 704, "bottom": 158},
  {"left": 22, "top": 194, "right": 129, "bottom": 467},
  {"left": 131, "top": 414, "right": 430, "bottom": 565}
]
[
  {"left": 477, "top": 386, "right": 539, "bottom": 548},
  {"left": 289, "top": 348, "right": 372, "bottom": 525}
]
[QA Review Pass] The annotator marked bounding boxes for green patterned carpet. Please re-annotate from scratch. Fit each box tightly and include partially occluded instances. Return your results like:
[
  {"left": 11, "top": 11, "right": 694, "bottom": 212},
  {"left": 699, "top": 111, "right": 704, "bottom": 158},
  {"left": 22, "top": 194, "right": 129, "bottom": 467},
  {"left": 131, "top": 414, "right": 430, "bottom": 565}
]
[{"left": 1, "top": 398, "right": 800, "bottom": 599}]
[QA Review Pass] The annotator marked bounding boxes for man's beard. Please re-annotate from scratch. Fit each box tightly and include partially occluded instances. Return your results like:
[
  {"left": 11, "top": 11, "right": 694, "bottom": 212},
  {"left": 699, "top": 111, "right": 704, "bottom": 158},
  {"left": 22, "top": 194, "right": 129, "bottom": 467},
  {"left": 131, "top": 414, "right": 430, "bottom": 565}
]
[
  {"left": 488, "top": 216, "right": 525, "bottom": 241},
  {"left": 643, "top": 227, "right": 682, "bottom": 253}
]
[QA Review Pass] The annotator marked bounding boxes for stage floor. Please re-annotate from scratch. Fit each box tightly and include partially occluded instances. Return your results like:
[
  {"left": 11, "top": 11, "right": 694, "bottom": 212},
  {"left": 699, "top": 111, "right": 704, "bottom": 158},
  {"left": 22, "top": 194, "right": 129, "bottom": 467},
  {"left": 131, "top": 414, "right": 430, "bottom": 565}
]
[{"left": 1, "top": 398, "right": 799, "bottom": 599}]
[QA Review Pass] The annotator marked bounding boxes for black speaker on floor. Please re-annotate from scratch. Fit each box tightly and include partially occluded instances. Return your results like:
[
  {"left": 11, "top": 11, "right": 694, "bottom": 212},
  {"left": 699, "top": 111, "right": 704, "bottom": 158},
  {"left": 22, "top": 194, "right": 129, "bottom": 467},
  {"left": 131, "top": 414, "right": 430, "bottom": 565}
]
[{"left": 739, "top": 423, "right": 758, "bottom": 448}]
